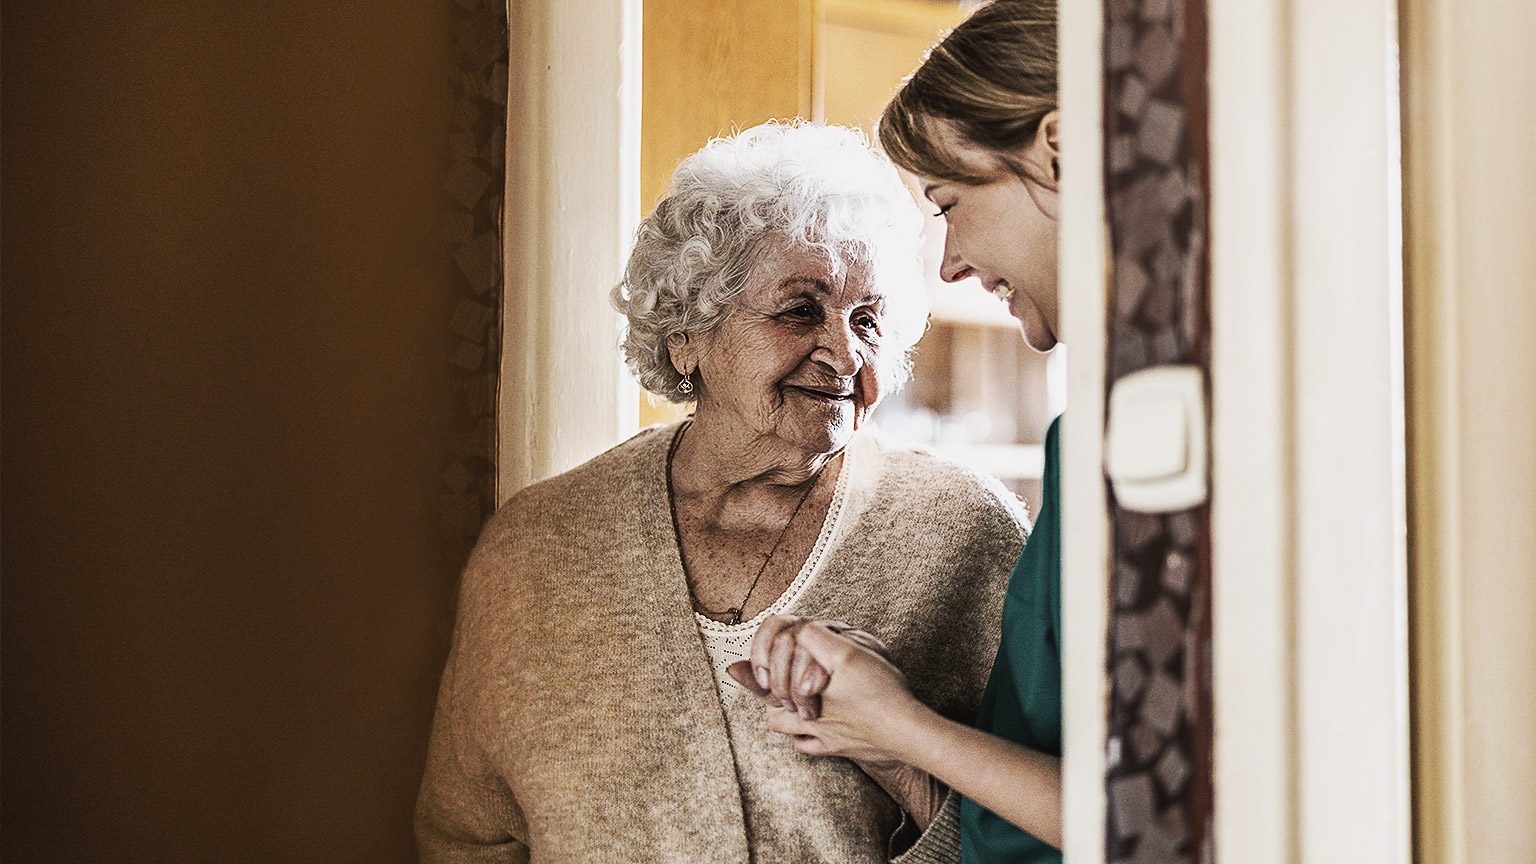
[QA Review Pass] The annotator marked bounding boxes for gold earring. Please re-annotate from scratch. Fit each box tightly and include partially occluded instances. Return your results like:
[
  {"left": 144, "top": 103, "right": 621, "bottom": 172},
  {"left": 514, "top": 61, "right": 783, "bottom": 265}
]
[{"left": 677, "top": 374, "right": 694, "bottom": 396}]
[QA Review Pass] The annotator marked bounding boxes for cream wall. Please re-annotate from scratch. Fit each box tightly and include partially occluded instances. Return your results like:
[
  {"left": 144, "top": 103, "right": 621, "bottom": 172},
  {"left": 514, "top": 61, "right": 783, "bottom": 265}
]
[{"left": 1403, "top": 0, "right": 1536, "bottom": 860}]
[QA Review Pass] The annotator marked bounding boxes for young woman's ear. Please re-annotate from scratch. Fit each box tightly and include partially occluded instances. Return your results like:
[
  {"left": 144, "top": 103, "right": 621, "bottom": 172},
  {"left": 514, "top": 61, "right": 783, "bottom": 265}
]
[{"left": 1036, "top": 109, "right": 1061, "bottom": 181}]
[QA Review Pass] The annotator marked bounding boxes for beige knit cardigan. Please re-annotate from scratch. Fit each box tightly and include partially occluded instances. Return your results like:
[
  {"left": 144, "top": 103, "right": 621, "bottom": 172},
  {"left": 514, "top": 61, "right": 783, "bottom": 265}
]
[{"left": 415, "top": 423, "right": 1028, "bottom": 864}]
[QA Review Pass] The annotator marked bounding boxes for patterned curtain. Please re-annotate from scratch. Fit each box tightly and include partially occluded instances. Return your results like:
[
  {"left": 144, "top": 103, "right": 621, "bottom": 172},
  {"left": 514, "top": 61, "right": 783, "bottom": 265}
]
[
  {"left": 1101, "top": 0, "right": 1214, "bottom": 861},
  {"left": 441, "top": 0, "right": 508, "bottom": 569}
]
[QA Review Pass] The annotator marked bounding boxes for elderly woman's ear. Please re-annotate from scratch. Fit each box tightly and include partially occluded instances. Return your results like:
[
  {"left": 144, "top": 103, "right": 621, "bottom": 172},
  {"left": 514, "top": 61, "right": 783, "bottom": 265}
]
[{"left": 667, "top": 332, "right": 698, "bottom": 380}]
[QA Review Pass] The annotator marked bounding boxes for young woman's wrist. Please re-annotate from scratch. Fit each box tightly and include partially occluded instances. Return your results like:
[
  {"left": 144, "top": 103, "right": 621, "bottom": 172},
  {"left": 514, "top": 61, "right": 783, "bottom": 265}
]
[{"left": 877, "top": 691, "right": 950, "bottom": 768}]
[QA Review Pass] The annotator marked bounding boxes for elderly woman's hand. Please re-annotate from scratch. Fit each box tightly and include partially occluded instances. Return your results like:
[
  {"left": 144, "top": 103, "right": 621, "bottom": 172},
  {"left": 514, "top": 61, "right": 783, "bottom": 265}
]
[
  {"left": 756, "top": 621, "right": 924, "bottom": 765},
  {"left": 725, "top": 615, "right": 892, "bottom": 720},
  {"left": 731, "top": 619, "right": 950, "bottom": 832}
]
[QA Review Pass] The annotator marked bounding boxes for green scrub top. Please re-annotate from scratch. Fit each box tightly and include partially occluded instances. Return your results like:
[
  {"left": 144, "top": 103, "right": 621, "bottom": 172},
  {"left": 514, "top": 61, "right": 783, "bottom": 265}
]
[{"left": 960, "top": 416, "right": 1062, "bottom": 864}]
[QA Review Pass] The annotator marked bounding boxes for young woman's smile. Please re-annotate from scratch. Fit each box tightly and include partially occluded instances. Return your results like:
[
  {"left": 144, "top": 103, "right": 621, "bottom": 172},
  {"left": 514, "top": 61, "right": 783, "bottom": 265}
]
[{"left": 921, "top": 114, "right": 1061, "bottom": 353}]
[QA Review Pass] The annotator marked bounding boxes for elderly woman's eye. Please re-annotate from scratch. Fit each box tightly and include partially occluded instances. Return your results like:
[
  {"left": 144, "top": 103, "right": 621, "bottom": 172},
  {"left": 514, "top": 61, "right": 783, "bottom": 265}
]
[{"left": 855, "top": 313, "right": 881, "bottom": 332}]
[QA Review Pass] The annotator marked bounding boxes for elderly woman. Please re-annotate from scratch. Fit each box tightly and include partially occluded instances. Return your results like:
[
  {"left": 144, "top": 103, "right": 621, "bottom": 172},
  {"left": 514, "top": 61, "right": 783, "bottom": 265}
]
[{"left": 414, "top": 122, "right": 1029, "bottom": 863}]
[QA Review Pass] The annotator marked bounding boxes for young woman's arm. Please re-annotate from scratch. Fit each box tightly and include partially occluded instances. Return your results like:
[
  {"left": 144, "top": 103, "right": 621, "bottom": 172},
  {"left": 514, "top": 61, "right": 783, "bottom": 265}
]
[
  {"left": 732, "top": 620, "right": 1062, "bottom": 848},
  {"left": 727, "top": 616, "right": 946, "bottom": 829}
]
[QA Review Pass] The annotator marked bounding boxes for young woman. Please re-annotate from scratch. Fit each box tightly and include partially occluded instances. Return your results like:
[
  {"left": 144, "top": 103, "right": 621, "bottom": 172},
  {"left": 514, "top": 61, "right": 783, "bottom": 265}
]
[{"left": 726, "top": 2, "right": 1066, "bottom": 861}]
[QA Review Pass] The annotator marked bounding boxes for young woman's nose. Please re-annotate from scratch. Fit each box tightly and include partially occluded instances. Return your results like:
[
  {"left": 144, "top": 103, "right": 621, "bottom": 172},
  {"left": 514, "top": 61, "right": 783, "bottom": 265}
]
[{"left": 939, "top": 238, "right": 974, "bottom": 283}]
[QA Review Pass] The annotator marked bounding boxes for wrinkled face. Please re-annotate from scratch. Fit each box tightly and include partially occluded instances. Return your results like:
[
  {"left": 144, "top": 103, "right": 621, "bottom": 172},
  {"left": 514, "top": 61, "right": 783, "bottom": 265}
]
[
  {"left": 921, "top": 122, "right": 1060, "bottom": 352},
  {"left": 691, "top": 246, "right": 887, "bottom": 456}
]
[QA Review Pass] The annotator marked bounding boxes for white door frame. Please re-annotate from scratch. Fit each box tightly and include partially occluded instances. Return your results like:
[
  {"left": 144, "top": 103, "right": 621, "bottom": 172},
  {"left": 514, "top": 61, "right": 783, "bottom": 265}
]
[
  {"left": 499, "top": 0, "right": 642, "bottom": 499},
  {"left": 1057, "top": 0, "right": 1111, "bottom": 859},
  {"left": 1208, "top": 0, "right": 1412, "bottom": 862}
]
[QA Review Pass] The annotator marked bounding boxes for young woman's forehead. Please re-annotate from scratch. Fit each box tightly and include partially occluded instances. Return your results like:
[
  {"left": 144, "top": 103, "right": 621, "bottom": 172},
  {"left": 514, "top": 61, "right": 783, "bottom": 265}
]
[{"left": 922, "top": 120, "right": 1014, "bottom": 186}]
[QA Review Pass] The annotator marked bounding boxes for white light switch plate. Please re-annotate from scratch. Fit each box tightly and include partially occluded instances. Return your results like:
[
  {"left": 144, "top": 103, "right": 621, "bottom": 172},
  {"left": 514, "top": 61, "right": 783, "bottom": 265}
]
[{"left": 1105, "top": 365, "right": 1208, "bottom": 513}]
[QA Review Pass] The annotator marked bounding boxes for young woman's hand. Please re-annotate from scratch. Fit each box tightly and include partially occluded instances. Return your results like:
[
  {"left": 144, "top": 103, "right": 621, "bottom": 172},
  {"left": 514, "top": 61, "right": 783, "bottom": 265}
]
[
  {"left": 750, "top": 621, "right": 1064, "bottom": 847},
  {"left": 753, "top": 620, "right": 927, "bottom": 765},
  {"left": 730, "top": 620, "right": 942, "bottom": 830},
  {"left": 726, "top": 615, "right": 892, "bottom": 720}
]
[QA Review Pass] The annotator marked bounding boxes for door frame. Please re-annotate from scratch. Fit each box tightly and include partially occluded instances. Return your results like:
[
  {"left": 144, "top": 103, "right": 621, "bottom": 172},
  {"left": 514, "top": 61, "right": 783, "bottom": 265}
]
[
  {"left": 499, "top": 0, "right": 642, "bottom": 498},
  {"left": 1207, "top": 0, "right": 1412, "bottom": 860}
]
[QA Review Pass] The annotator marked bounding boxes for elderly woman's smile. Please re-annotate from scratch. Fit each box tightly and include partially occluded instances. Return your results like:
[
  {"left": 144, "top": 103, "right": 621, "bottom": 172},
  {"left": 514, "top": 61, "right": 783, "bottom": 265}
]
[
  {"left": 787, "top": 385, "right": 853, "bottom": 403},
  {"left": 689, "top": 250, "right": 886, "bottom": 457}
]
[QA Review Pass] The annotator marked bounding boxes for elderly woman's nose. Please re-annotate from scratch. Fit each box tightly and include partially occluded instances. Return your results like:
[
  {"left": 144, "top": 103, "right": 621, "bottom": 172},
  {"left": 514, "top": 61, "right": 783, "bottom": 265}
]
[{"left": 812, "top": 320, "right": 861, "bottom": 375}]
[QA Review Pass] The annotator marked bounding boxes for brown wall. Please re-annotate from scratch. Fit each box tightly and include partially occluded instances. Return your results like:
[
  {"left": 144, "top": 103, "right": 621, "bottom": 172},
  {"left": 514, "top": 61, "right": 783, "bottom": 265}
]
[
  {"left": 638, "top": 0, "right": 806, "bottom": 429},
  {"left": 2, "top": 2, "right": 461, "bottom": 860}
]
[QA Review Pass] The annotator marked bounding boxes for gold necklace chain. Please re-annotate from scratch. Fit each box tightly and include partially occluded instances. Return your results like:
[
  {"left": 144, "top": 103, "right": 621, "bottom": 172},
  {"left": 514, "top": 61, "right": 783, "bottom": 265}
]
[{"left": 665, "top": 421, "right": 824, "bottom": 626}]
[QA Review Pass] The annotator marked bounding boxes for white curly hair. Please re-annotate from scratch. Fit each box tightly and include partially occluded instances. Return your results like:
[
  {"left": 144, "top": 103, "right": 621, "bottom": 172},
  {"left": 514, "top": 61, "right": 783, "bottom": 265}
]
[{"left": 611, "top": 121, "right": 929, "bottom": 403}]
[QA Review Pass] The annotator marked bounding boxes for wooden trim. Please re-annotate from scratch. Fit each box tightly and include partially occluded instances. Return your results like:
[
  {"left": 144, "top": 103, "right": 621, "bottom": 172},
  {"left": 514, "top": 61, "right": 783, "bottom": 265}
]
[
  {"left": 1401, "top": 0, "right": 1466, "bottom": 857},
  {"left": 1402, "top": 0, "right": 1536, "bottom": 860},
  {"left": 822, "top": 0, "right": 967, "bottom": 38}
]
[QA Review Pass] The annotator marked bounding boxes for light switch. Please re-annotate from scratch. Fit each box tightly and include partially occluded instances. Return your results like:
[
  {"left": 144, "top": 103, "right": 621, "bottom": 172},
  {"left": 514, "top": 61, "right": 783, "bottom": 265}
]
[
  {"left": 1107, "top": 392, "right": 1188, "bottom": 481},
  {"left": 1105, "top": 365, "right": 1208, "bottom": 513}
]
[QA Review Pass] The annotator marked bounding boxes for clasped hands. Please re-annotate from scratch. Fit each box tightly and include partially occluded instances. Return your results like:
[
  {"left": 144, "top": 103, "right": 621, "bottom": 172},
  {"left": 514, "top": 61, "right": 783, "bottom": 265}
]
[
  {"left": 724, "top": 614, "right": 920, "bottom": 765},
  {"left": 726, "top": 617, "right": 1062, "bottom": 846}
]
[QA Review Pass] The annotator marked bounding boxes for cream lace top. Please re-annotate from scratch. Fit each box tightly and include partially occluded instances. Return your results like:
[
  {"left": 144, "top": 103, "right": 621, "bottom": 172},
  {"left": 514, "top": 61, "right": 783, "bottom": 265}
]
[{"left": 695, "top": 442, "right": 855, "bottom": 693}]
